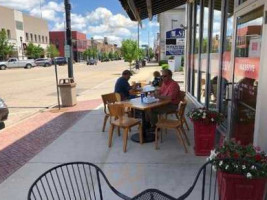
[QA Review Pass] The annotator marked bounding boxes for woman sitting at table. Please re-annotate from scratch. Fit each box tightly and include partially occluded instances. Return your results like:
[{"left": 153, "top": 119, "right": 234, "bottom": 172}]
[
  {"left": 151, "top": 71, "right": 162, "bottom": 87},
  {"left": 149, "top": 69, "right": 181, "bottom": 128}
]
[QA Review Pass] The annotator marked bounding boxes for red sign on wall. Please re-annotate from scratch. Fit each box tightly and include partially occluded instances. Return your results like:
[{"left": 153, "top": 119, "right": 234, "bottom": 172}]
[{"left": 234, "top": 57, "right": 260, "bottom": 80}]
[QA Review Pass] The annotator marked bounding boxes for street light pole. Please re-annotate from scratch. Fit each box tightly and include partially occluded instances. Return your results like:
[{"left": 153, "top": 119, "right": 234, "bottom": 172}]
[
  {"left": 20, "top": 37, "right": 24, "bottom": 60},
  {"left": 64, "top": 0, "right": 74, "bottom": 78}
]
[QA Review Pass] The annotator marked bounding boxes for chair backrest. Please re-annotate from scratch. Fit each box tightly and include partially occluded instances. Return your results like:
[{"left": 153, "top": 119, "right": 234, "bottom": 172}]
[
  {"left": 27, "top": 162, "right": 130, "bottom": 200},
  {"left": 101, "top": 93, "right": 121, "bottom": 114},
  {"left": 179, "top": 91, "right": 186, "bottom": 101},
  {"left": 178, "top": 100, "right": 187, "bottom": 120},
  {"left": 108, "top": 103, "right": 125, "bottom": 120}
]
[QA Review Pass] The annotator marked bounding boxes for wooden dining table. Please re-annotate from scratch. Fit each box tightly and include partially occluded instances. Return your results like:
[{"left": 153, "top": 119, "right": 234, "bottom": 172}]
[{"left": 120, "top": 97, "right": 171, "bottom": 143}]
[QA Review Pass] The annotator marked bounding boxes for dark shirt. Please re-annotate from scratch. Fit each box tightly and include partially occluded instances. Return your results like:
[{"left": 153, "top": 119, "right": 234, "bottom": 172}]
[
  {"left": 115, "top": 77, "right": 131, "bottom": 100},
  {"left": 152, "top": 77, "right": 162, "bottom": 87}
]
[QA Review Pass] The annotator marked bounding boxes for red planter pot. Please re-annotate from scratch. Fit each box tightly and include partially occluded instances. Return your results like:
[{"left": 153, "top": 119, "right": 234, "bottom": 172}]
[
  {"left": 193, "top": 121, "right": 216, "bottom": 156},
  {"left": 218, "top": 171, "right": 267, "bottom": 200}
]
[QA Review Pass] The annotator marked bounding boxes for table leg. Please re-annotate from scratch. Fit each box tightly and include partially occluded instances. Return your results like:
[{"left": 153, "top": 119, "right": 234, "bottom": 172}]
[{"left": 131, "top": 110, "right": 155, "bottom": 143}]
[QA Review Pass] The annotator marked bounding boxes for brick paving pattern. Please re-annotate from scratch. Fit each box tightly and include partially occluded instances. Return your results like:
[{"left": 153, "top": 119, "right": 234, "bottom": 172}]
[{"left": 0, "top": 99, "right": 102, "bottom": 184}]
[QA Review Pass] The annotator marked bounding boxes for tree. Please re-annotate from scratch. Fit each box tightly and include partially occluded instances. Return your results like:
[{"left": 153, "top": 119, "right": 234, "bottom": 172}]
[
  {"left": 148, "top": 48, "right": 154, "bottom": 60},
  {"left": 0, "top": 30, "right": 14, "bottom": 61},
  {"left": 108, "top": 52, "right": 114, "bottom": 60},
  {"left": 83, "top": 48, "right": 92, "bottom": 60},
  {"left": 26, "top": 42, "right": 44, "bottom": 59},
  {"left": 46, "top": 44, "right": 59, "bottom": 58},
  {"left": 121, "top": 39, "right": 138, "bottom": 70}
]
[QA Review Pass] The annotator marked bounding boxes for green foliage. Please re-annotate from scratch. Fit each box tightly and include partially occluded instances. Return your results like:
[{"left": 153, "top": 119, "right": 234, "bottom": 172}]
[
  {"left": 114, "top": 51, "right": 120, "bottom": 60},
  {"left": 121, "top": 39, "right": 138, "bottom": 69},
  {"left": 84, "top": 48, "right": 98, "bottom": 59},
  {"left": 108, "top": 52, "right": 114, "bottom": 60},
  {"left": 26, "top": 42, "right": 44, "bottom": 59},
  {"left": 138, "top": 48, "right": 146, "bottom": 60},
  {"left": 181, "top": 56, "right": 184, "bottom": 67},
  {"left": 148, "top": 47, "right": 154, "bottom": 59},
  {"left": 161, "top": 64, "right": 169, "bottom": 70},
  {"left": 187, "top": 107, "right": 224, "bottom": 124},
  {"left": 209, "top": 139, "right": 267, "bottom": 178},
  {"left": 0, "top": 30, "right": 14, "bottom": 60},
  {"left": 169, "top": 56, "right": 175, "bottom": 60},
  {"left": 178, "top": 66, "right": 184, "bottom": 72},
  {"left": 159, "top": 60, "right": 168, "bottom": 66},
  {"left": 46, "top": 44, "right": 59, "bottom": 58}
]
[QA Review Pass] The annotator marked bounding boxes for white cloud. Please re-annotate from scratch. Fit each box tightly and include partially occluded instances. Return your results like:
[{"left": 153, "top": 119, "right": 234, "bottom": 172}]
[
  {"left": 30, "top": 1, "right": 64, "bottom": 22},
  {"left": 148, "top": 21, "right": 159, "bottom": 27},
  {"left": 0, "top": 1, "right": 138, "bottom": 46},
  {"left": 0, "top": 0, "right": 45, "bottom": 11}
]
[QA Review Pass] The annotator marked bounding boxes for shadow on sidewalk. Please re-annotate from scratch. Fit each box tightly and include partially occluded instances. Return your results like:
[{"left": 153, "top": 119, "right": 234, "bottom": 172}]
[{"left": 0, "top": 109, "right": 93, "bottom": 184}]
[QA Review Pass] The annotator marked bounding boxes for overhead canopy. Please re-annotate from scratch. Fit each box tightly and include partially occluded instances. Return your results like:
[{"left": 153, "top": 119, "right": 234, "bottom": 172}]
[{"left": 118, "top": 0, "right": 187, "bottom": 22}]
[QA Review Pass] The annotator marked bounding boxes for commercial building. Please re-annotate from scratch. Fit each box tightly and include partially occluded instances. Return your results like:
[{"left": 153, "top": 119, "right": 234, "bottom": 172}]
[
  {"left": 0, "top": 5, "right": 49, "bottom": 60},
  {"left": 119, "top": 0, "right": 267, "bottom": 151},
  {"left": 49, "top": 31, "right": 88, "bottom": 62}
]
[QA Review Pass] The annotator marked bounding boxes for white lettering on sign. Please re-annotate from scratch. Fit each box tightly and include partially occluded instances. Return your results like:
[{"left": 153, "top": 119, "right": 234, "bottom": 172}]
[{"left": 239, "top": 63, "right": 255, "bottom": 72}]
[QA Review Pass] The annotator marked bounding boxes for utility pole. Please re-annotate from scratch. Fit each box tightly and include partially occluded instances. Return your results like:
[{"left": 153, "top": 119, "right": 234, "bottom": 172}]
[
  {"left": 137, "top": 23, "right": 140, "bottom": 49},
  {"left": 148, "top": 31, "right": 150, "bottom": 57},
  {"left": 64, "top": 0, "right": 74, "bottom": 78}
]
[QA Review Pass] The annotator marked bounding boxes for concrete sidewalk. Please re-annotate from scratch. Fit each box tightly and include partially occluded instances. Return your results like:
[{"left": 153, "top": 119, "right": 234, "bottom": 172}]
[
  {"left": 0, "top": 103, "right": 205, "bottom": 200},
  {"left": 0, "top": 67, "right": 206, "bottom": 199}
]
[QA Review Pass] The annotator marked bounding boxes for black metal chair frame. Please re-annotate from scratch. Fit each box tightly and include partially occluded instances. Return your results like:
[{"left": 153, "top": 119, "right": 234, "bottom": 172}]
[
  {"left": 27, "top": 162, "right": 131, "bottom": 200},
  {"left": 28, "top": 159, "right": 265, "bottom": 200}
]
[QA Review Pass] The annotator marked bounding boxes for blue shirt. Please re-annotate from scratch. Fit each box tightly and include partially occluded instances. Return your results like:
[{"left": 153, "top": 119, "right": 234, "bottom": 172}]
[{"left": 115, "top": 77, "right": 131, "bottom": 100}]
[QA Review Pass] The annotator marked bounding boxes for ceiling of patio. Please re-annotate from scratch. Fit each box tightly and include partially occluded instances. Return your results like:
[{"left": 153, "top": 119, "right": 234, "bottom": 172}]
[{"left": 118, "top": 0, "right": 187, "bottom": 21}]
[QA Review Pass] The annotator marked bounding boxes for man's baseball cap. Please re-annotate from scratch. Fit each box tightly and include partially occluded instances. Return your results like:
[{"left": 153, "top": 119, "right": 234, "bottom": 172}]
[{"left": 122, "top": 70, "right": 133, "bottom": 76}]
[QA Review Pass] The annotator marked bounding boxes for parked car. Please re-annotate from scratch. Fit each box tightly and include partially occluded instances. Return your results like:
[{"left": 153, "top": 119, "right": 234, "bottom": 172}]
[
  {"left": 0, "top": 98, "right": 9, "bottom": 130},
  {"left": 87, "top": 59, "right": 97, "bottom": 65},
  {"left": 52, "top": 57, "right": 67, "bottom": 66},
  {"left": 35, "top": 58, "right": 52, "bottom": 67},
  {"left": 0, "top": 58, "right": 36, "bottom": 70}
]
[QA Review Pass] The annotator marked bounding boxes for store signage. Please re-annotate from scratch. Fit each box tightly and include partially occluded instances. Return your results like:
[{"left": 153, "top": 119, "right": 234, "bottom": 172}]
[
  {"left": 64, "top": 45, "right": 71, "bottom": 58},
  {"left": 235, "top": 57, "right": 260, "bottom": 80},
  {"left": 166, "top": 28, "right": 185, "bottom": 56}
]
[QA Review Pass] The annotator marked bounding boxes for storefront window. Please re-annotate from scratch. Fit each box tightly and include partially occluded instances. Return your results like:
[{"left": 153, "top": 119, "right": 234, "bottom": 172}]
[
  {"left": 220, "top": 0, "right": 233, "bottom": 128},
  {"left": 208, "top": 0, "right": 222, "bottom": 108},
  {"left": 231, "top": 6, "right": 264, "bottom": 145},
  {"left": 200, "top": 0, "right": 209, "bottom": 104},
  {"left": 193, "top": 0, "right": 200, "bottom": 98}
]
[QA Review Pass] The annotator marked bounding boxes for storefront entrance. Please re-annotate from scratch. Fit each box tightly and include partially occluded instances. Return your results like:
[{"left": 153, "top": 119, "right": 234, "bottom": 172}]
[{"left": 229, "top": 2, "right": 265, "bottom": 145}]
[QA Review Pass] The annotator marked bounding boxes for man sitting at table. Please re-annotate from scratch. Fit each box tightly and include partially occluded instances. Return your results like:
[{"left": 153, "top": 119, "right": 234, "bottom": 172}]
[
  {"left": 114, "top": 70, "right": 136, "bottom": 100},
  {"left": 149, "top": 69, "right": 181, "bottom": 128}
]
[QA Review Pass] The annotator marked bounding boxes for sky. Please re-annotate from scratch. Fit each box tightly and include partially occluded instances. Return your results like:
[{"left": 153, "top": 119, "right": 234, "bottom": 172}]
[{"left": 0, "top": 0, "right": 160, "bottom": 47}]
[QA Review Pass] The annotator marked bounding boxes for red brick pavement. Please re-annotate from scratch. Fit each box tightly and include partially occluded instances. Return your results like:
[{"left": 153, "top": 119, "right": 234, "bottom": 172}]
[{"left": 0, "top": 99, "right": 102, "bottom": 184}]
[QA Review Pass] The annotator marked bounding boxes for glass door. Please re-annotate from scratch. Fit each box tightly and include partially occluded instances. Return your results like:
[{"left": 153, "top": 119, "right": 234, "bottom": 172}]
[{"left": 230, "top": 6, "right": 264, "bottom": 145}]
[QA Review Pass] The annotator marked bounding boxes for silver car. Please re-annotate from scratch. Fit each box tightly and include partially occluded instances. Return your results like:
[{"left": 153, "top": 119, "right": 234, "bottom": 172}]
[{"left": 35, "top": 58, "right": 52, "bottom": 67}]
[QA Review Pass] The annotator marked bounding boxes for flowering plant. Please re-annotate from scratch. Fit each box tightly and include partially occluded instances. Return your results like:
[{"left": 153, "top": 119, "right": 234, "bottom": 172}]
[
  {"left": 208, "top": 139, "right": 267, "bottom": 178},
  {"left": 187, "top": 107, "right": 224, "bottom": 124}
]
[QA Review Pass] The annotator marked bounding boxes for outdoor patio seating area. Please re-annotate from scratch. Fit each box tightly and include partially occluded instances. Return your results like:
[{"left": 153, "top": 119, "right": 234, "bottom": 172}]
[{"left": 0, "top": 100, "right": 206, "bottom": 199}]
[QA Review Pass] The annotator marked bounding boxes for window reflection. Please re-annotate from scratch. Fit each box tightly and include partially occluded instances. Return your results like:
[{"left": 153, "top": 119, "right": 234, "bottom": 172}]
[
  {"left": 200, "top": 0, "right": 209, "bottom": 104},
  {"left": 208, "top": 0, "right": 222, "bottom": 109},
  {"left": 193, "top": 1, "right": 200, "bottom": 98},
  {"left": 232, "top": 7, "right": 263, "bottom": 145},
  {"left": 220, "top": 0, "right": 233, "bottom": 128}
]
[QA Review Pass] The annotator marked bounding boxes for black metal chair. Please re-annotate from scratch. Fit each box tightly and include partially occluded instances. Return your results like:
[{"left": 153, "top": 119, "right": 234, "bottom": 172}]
[{"left": 27, "top": 162, "right": 131, "bottom": 200}]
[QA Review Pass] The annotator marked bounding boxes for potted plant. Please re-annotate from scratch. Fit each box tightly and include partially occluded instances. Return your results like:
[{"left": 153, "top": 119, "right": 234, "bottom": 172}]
[
  {"left": 187, "top": 108, "right": 224, "bottom": 156},
  {"left": 208, "top": 140, "right": 267, "bottom": 200}
]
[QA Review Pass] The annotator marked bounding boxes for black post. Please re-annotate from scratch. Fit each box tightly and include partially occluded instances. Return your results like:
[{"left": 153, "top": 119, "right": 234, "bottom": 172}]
[{"left": 64, "top": 0, "right": 73, "bottom": 78}]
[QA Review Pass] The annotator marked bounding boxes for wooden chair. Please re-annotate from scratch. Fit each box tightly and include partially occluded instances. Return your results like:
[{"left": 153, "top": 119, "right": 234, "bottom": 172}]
[
  {"left": 155, "top": 100, "right": 190, "bottom": 153},
  {"left": 108, "top": 104, "right": 143, "bottom": 152},
  {"left": 165, "top": 91, "right": 189, "bottom": 130},
  {"left": 101, "top": 93, "right": 121, "bottom": 132}
]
